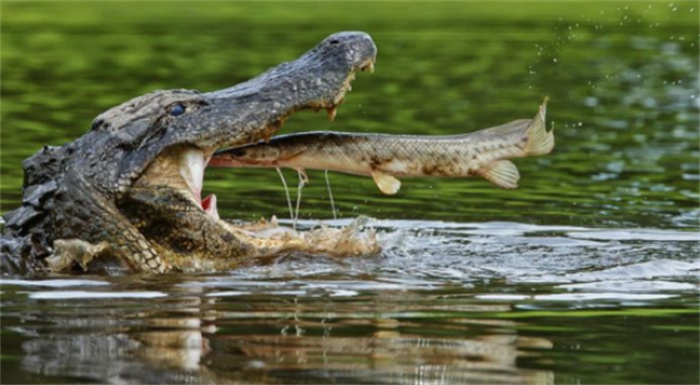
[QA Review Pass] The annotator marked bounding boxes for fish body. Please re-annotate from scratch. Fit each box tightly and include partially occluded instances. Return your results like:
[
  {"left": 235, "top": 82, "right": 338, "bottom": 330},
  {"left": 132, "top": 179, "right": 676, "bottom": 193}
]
[{"left": 210, "top": 100, "right": 554, "bottom": 194}]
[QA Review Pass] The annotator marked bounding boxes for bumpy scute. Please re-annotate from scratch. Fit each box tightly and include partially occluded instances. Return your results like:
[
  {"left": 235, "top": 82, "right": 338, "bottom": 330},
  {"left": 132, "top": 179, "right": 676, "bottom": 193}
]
[{"left": 1, "top": 32, "right": 378, "bottom": 275}]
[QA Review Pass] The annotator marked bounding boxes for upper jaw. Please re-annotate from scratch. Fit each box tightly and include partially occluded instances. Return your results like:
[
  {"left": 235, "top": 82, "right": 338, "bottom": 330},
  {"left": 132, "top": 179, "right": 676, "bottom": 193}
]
[
  {"left": 122, "top": 32, "right": 376, "bottom": 182},
  {"left": 186, "top": 31, "right": 377, "bottom": 150},
  {"left": 129, "top": 32, "right": 376, "bottom": 218}
]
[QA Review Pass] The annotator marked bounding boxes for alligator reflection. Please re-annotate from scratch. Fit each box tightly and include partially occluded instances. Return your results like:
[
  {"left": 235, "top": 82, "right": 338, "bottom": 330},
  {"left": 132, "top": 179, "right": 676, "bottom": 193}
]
[{"left": 12, "top": 283, "right": 554, "bottom": 384}]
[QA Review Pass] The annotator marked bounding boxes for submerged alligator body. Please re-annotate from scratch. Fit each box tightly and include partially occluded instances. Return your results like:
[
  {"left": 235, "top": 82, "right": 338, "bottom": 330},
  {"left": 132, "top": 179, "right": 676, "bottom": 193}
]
[{"left": 1, "top": 32, "right": 378, "bottom": 275}]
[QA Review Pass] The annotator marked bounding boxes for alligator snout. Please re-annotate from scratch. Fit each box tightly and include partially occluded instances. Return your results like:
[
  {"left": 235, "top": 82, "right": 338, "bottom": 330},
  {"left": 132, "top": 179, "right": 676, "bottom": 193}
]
[
  {"left": 316, "top": 31, "right": 377, "bottom": 72},
  {"left": 190, "top": 31, "right": 377, "bottom": 149}
]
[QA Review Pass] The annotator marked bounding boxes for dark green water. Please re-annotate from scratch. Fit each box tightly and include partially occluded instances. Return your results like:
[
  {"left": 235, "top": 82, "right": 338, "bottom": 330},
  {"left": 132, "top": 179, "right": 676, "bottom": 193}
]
[{"left": 1, "top": 1, "right": 698, "bottom": 384}]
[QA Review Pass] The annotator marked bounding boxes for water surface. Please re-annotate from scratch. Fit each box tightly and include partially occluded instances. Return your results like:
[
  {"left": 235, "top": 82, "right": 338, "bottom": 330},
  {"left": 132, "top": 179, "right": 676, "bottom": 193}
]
[{"left": 1, "top": 1, "right": 698, "bottom": 384}]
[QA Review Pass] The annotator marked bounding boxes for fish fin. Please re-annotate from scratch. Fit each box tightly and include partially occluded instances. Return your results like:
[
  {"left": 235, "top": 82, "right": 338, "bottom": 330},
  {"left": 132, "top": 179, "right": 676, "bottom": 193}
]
[
  {"left": 479, "top": 160, "right": 520, "bottom": 189},
  {"left": 524, "top": 97, "right": 555, "bottom": 156},
  {"left": 371, "top": 170, "right": 401, "bottom": 195}
]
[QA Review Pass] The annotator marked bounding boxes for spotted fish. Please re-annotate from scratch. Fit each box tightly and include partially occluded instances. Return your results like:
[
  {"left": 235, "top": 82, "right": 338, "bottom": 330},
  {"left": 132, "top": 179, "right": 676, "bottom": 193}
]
[{"left": 210, "top": 99, "right": 554, "bottom": 194}]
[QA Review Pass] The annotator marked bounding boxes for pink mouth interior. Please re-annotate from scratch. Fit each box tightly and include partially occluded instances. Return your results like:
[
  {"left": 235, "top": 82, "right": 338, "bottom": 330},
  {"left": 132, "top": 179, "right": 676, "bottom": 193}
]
[{"left": 202, "top": 194, "right": 219, "bottom": 219}]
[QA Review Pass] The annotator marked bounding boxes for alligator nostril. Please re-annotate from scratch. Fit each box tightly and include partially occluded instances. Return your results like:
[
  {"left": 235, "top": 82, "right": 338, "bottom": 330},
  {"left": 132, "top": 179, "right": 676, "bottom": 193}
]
[
  {"left": 91, "top": 119, "right": 104, "bottom": 131},
  {"left": 329, "top": 39, "right": 340, "bottom": 45}
]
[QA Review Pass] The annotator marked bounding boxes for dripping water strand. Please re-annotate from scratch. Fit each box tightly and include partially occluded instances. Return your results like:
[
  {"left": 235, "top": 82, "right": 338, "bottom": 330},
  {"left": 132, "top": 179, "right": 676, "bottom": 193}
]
[
  {"left": 325, "top": 169, "right": 338, "bottom": 220},
  {"left": 276, "top": 167, "right": 295, "bottom": 228},
  {"left": 294, "top": 169, "right": 308, "bottom": 230}
]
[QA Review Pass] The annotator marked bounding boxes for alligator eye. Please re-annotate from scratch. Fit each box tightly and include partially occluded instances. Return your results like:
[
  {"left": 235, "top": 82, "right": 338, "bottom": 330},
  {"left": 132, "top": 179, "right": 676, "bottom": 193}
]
[{"left": 170, "top": 103, "right": 186, "bottom": 117}]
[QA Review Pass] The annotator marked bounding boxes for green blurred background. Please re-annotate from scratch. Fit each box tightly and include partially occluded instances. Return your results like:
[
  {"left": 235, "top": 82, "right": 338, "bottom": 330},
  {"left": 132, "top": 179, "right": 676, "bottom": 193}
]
[
  {"left": 2, "top": 1, "right": 698, "bottom": 228},
  {"left": 1, "top": 3, "right": 698, "bottom": 385}
]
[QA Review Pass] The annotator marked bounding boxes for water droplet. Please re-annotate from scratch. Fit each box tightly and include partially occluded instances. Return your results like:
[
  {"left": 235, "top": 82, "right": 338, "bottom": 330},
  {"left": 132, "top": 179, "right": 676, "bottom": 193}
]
[
  {"left": 583, "top": 96, "right": 598, "bottom": 107},
  {"left": 578, "top": 122, "right": 583, "bottom": 127},
  {"left": 553, "top": 58, "right": 557, "bottom": 63}
]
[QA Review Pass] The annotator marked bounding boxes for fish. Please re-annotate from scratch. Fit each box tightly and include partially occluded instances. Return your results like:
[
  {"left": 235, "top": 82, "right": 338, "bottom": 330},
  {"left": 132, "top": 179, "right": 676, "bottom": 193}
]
[{"left": 209, "top": 99, "right": 554, "bottom": 194}]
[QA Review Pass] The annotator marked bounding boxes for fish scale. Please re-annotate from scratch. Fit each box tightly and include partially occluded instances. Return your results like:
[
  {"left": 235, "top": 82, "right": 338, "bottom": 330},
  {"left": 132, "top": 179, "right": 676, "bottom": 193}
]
[{"left": 211, "top": 99, "right": 554, "bottom": 194}]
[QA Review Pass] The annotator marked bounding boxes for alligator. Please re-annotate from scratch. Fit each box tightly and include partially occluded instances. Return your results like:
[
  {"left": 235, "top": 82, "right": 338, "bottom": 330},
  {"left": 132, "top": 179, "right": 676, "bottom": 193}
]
[{"left": 0, "top": 32, "right": 378, "bottom": 275}]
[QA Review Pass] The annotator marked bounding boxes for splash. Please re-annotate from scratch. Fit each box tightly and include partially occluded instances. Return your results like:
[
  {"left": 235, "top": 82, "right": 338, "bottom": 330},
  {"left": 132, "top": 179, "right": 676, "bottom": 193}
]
[{"left": 237, "top": 215, "right": 381, "bottom": 258}]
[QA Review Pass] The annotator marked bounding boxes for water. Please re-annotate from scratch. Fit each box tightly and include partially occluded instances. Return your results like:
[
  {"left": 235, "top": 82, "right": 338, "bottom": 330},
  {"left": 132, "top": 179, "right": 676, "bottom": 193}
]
[
  {"left": 1, "top": 1, "right": 698, "bottom": 384},
  {"left": 1, "top": 221, "right": 698, "bottom": 384}
]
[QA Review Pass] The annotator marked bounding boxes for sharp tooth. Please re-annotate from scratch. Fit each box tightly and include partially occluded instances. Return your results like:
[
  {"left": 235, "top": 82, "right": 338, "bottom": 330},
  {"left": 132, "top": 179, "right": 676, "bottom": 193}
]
[
  {"left": 333, "top": 93, "right": 346, "bottom": 105},
  {"left": 348, "top": 85, "right": 352, "bottom": 91},
  {"left": 180, "top": 148, "right": 205, "bottom": 203},
  {"left": 326, "top": 106, "right": 337, "bottom": 121},
  {"left": 368, "top": 62, "right": 375, "bottom": 73},
  {"left": 270, "top": 118, "right": 285, "bottom": 131}
]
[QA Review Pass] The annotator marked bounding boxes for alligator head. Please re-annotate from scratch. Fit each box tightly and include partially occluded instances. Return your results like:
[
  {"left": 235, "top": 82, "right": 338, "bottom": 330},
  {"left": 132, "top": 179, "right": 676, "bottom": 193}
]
[{"left": 1, "top": 32, "right": 377, "bottom": 274}]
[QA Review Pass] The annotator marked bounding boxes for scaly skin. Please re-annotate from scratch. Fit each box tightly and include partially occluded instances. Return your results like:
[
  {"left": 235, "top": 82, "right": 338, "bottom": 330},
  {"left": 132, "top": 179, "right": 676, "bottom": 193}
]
[
  {"left": 0, "top": 32, "right": 377, "bottom": 274},
  {"left": 210, "top": 100, "right": 553, "bottom": 193}
]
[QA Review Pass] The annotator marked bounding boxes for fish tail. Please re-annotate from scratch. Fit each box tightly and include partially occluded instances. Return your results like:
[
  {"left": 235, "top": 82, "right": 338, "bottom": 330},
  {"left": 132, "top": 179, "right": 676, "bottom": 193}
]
[{"left": 524, "top": 97, "right": 555, "bottom": 156}]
